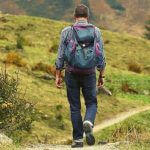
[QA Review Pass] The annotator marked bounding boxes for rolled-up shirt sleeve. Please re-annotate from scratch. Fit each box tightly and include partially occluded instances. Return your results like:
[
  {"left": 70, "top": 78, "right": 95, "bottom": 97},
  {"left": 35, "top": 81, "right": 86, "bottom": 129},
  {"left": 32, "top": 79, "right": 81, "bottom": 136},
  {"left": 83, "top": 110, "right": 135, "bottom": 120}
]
[{"left": 95, "top": 28, "right": 106, "bottom": 71}]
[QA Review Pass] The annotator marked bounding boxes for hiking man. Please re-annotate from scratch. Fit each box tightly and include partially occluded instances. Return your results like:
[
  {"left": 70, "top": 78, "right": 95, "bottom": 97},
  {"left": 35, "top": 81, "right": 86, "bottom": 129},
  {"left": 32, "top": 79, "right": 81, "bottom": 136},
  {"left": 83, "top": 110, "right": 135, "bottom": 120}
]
[{"left": 55, "top": 4, "right": 106, "bottom": 148}]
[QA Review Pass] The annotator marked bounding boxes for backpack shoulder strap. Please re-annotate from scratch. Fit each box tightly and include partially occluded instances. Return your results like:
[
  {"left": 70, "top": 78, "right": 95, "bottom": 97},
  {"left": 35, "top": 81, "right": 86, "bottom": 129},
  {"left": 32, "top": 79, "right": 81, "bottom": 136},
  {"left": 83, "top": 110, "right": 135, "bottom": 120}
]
[
  {"left": 72, "top": 25, "right": 84, "bottom": 49},
  {"left": 72, "top": 24, "right": 96, "bottom": 49}
]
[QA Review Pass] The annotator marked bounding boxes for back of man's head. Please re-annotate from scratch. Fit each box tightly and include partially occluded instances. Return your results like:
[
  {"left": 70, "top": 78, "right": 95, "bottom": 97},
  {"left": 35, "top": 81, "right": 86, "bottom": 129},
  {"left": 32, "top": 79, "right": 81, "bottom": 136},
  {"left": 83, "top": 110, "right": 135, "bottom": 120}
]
[{"left": 74, "top": 4, "right": 89, "bottom": 18}]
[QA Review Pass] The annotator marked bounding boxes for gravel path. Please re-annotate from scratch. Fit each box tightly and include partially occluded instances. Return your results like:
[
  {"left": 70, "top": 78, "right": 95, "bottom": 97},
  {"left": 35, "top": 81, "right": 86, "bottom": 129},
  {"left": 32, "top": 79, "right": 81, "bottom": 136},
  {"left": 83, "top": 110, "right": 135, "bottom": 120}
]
[{"left": 24, "top": 143, "right": 119, "bottom": 150}]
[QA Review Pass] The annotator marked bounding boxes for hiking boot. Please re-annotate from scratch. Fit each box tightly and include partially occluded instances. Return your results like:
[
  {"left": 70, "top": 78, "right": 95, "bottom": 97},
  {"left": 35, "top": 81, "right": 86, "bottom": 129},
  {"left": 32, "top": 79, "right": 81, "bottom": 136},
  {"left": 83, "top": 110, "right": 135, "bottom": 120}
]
[
  {"left": 71, "top": 141, "right": 83, "bottom": 148},
  {"left": 83, "top": 120, "right": 95, "bottom": 146}
]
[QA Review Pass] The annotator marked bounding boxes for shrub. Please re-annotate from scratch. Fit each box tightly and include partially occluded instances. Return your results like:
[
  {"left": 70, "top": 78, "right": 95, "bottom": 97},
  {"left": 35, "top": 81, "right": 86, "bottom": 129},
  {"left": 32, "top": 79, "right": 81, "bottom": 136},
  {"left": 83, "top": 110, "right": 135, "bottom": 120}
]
[
  {"left": 32, "top": 62, "right": 46, "bottom": 72},
  {"left": 55, "top": 104, "right": 65, "bottom": 130},
  {"left": 5, "top": 44, "right": 16, "bottom": 52},
  {"left": 16, "top": 25, "right": 27, "bottom": 32},
  {"left": 16, "top": 35, "right": 24, "bottom": 50},
  {"left": 0, "top": 34, "right": 8, "bottom": 41},
  {"left": 104, "top": 40, "right": 110, "bottom": 44},
  {"left": 49, "top": 42, "right": 59, "bottom": 53},
  {"left": 144, "top": 19, "right": 150, "bottom": 40},
  {"left": 0, "top": 16, "right": 9, "bottom": 23},
  {"left": 106, "top": 0, "right": 125, "bottom": 11},
  {"left": 121, "top": 82, "right": 138, "bottom": 94},
  {"left": 128, "top": 62, "right": 142, "bottom": 73},
  {"left": 0, "top": 68, "right": 35, "bottom": 134},
  {"left": 3, "top": 52, "right": 27, "bottom": 67},
  {"left": 32, "top": 62, "right": 57, "bottom": 77}
]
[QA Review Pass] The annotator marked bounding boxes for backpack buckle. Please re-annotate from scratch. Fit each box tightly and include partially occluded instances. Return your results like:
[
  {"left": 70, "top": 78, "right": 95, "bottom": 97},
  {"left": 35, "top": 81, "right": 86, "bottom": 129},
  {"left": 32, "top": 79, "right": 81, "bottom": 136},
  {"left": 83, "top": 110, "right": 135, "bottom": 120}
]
[{"left": 82, "top": 44, "right": 86, "bottom": 48}]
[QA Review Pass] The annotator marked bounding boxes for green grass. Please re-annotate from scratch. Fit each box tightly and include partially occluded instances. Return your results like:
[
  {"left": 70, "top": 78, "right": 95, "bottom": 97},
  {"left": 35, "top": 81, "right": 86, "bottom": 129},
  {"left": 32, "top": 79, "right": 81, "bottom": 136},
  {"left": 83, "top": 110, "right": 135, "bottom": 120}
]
[
  {"left": 0, "top": 144, "right": 20, "bottom": 150},
  {"left": 95, "top": 110, "right": 150, "bottom": 149},
  {"left": 0, "top": 14, "right": 150, "bottom": 145}
]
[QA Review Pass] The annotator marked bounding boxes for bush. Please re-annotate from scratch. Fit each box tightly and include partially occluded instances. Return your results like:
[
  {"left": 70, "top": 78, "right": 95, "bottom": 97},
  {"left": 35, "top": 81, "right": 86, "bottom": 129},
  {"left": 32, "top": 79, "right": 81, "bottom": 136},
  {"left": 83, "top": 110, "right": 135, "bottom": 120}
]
[
  {"left": 16, "top": 35, "right": 24, "bottom": 50},
  {"left": 49, "top": 42, "right": 59, "bottom": 53},
  {"left": 0, "top": 34, "right": 8, "bottom": 41},
  {"left": 55, "top": 104, "right": 65, "bottom": 130},
  {"left": 121, "top": 82, "right": 138, "bottom": 94},
  {"left": 5, "top": 44, "right": 16, "bottom": 52},
  {"left": 3, "top": 52, "right": 27, "bottom": 67},
  {"left": 32, "top": 62, "right": 46, "bottom": 72},
  {"left": 32, "top": 62, "right": 57, "bottom": 77},
  {"left": 144, "top": 19, "right": 150, "bottom": 40},
  {"left": 0, "top": 68, "right": 35, "bottom": 134}
]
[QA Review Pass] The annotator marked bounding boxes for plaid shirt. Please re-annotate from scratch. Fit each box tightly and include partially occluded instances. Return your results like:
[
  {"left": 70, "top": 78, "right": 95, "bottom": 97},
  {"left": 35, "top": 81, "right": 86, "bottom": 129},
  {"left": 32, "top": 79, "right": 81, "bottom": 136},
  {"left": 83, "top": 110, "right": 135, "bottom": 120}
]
[{"left": 55, "top": 19, "right": 106, "bottom": 71}]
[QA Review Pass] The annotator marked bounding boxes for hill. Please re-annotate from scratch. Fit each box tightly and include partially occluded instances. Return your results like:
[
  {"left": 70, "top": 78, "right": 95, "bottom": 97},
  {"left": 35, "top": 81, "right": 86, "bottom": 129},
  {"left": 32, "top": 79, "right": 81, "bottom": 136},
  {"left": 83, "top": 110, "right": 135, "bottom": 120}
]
[
  {"left": 0, "top": 0, "right": 150, "bottom": 35},
  {"left": 0, "top": 13, "right": 150, "bottom": 145}
]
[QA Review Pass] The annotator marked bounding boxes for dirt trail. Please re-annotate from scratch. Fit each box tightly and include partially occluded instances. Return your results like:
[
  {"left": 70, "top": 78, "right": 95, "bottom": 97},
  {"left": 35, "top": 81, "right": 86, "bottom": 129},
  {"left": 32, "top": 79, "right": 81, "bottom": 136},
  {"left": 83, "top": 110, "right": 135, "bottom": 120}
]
[
  {"left": 94, "top": 105, "right": 150, "bottom": 133},
  {"left": 25, "top": 144, "right": 119, "bottom": 150},
  {"left": 24, "top": 105, "right": 150, "bottom": 150}
]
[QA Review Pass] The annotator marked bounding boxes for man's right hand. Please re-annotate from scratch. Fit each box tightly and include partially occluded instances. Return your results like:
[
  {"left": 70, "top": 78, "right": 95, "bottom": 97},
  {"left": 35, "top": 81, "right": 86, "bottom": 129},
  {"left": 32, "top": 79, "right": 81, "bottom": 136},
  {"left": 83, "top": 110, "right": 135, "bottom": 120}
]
[
  {"left": 55, "top": 69, "right": 63, "bottom": 88},
  {"left": 55, "top": 76, "right": 63, "bottom": 88}
]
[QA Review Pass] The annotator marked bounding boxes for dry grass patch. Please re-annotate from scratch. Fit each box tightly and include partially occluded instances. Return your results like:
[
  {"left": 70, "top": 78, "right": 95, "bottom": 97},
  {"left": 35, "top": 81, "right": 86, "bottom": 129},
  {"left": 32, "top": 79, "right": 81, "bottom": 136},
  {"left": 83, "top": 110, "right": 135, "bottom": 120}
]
[
  {"left": 3, "top": 52, "right": 27, "bottom": 67},
  {"left": 121, "top": 82, "right": 138, "bottom": 94},
  {"left": 128, "top": 62, "right": 142, "bottom": 73},
  {"left": 32, "top": 62, "right": 63, "bottom": 77}
]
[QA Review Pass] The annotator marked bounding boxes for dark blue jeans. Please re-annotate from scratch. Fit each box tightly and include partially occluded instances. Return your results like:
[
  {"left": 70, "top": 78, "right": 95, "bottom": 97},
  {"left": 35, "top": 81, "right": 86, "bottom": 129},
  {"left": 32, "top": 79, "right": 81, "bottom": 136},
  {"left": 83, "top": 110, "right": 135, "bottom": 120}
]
[{"left": 65, "top": 71, "right": 97, "bottom": 140}]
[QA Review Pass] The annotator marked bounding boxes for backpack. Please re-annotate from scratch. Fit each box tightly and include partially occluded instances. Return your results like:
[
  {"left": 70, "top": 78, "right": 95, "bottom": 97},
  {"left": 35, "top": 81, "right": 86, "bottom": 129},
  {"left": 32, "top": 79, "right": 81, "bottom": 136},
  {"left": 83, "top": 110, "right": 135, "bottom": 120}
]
[{"left": 64, "top": 24, "right": 101, "bottom": 69}]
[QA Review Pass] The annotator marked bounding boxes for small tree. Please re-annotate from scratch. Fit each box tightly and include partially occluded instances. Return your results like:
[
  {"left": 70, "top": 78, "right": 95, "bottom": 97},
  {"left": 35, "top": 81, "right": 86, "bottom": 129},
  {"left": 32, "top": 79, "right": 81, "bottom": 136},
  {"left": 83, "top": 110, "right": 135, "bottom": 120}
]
[
  {"left": 0, "top": 67, "right": 36, "bottom": 135},
  {"left": 144, "top": 19, "right": 150, "bottom": 40}
]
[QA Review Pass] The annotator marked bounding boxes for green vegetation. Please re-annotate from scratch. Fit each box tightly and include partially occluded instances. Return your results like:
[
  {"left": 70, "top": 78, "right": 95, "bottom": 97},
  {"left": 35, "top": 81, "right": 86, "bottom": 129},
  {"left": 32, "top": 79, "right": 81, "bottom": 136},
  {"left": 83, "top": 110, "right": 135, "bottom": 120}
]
[
  {"left": 144, "top": 19, "right": 150, "bottom": 40},
  {"left": 1, "top": 0, "right": 150, "bottom": 36},
  {"left": 0, "top": 14, "right": 149, "bottom": 146},
  {"left": 16, "top": 34, "right": 24, "bottom": 50},
  {"left": 106, "top": 0, "right": 125, "bottom": 11},
  {"left": 95, "top": 110, "right": 150, "bottom": 149},
  {"left": 81, "top": 0, "right": 95, "bottom": 20},
  {"left": 0, "top": 68, "right": 36, "bottom": 143},
  {"left": 16, "top": 0, "right": 74, "bottom": 20},
  {"left": 0, "top": 144, "right": 20, "bottom": 150}
]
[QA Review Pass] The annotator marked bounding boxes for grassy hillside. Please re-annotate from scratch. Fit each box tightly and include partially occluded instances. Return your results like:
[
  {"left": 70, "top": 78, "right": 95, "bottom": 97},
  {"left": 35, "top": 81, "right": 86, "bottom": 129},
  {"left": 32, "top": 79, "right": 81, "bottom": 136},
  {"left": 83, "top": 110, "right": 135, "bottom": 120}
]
[
  {"left": 0, "top": 14, "right": 150, "bottom": 145},
  {"left": 95, "top": 110, "right": 150, "bottom": 149}
]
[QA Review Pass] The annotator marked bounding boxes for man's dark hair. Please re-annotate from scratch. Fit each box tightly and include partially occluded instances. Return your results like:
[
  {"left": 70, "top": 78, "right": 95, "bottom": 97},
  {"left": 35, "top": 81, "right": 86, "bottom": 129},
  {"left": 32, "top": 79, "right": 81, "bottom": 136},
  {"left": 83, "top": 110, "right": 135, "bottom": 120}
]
[{"left": 74, "top": 4, "right": 89, "bottom": 18}]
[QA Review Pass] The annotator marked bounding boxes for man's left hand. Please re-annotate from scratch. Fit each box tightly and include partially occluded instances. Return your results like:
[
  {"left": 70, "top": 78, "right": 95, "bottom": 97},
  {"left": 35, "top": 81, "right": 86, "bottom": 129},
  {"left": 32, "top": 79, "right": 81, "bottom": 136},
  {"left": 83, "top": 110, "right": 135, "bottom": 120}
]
[{"left": 98, "top": 77, "right": 104, "bottom": 87}]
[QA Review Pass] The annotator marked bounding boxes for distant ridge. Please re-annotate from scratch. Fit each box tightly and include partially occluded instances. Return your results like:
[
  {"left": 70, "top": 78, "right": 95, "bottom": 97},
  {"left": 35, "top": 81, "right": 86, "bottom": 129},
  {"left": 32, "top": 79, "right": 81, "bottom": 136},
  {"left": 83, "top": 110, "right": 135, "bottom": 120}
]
[{"left": 0, "top": 0, "right": 150, "bottom": 35}]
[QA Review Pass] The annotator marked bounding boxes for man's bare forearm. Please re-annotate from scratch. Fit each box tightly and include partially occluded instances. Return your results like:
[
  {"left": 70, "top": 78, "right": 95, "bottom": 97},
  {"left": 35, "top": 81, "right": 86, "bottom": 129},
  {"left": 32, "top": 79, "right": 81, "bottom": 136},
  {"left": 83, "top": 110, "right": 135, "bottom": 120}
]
[{"left": 56, "top": 69, "right": 62, "bottom": 78}]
